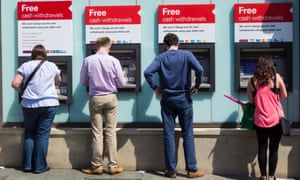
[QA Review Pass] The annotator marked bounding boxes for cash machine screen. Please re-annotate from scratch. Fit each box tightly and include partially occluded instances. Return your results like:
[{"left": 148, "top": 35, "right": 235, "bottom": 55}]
[
  {"left": 239, "top": 48, "right": 288, "bottom": 89},
  {"left": 55, "top": 62, "right": 69, "bottom": 102},
  {"left": 109, "top": 49, "right": 137, "bottom": 89},
  {"left": 186, "top": 48, "right": 211, "bottom": 89},
  {"left": 85, "top": 43, "right": 141, "bottom": 92},
  {"left": 18, "top": 57, "right": 72, "bottom": 103},
  {"left": 158, "top": 43, "right": 215, "bottom": 91}
]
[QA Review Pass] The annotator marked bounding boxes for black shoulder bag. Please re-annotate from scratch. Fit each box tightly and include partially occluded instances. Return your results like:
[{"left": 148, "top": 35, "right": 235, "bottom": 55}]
[
  {"left": 19, "top": 61, "right": 45, "bottom": 103},
  {"left": 272, "top": 72, "right": 291, "bottom": 136}
]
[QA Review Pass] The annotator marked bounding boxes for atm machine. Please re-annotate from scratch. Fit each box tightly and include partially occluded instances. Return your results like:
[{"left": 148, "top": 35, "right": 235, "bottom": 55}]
[
  {"left": 159, "top": 43, "right": 215, "bottom": 91},
  {"left": 18, "top": 56, "right": 72, "bottom": 103},
  {"left": 235, "top": 42, "right": 292, "bottom": 91},
  {"left": 234, "top": 2, "right": 293, "bottom": 91},
  {"left": 86, "top": 43, "right": 141, "bottom": 92}
]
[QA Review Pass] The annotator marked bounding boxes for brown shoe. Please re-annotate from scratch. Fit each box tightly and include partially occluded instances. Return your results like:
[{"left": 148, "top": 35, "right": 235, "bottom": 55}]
[
  {"left": 164, "top": 171, "right": 176, "bottom": 178},
  {"left": 81, "top": 166, "right": 103, "bottom": 174},
  {"left": 108, "top": 165, "right": 123, "bottom": 174},
  {"left": 187, "top": 169, "right": 205, "bottom": 178}
]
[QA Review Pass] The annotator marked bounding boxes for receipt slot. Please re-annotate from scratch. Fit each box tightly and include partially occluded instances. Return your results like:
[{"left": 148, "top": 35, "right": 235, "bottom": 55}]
[
  {"left": 235, "top": 42, "right": 292, "bottom": 91},
  {"left": 159, "top": 43, "right": 215, "bottom": 91},
  {"left": 86, "top": 43, "right": 141, "bottom": 92},
  {"left": 18, "top": 57, "right": 73, "bottom": 103}
]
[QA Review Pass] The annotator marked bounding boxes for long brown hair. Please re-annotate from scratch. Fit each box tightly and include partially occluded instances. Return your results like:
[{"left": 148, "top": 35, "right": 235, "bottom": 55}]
[
  {"left": 31, "top": 44, "right": 47, "bottom": 60},
  {"left": 253, "top": 55, "right": 276, "bottom": 86}
]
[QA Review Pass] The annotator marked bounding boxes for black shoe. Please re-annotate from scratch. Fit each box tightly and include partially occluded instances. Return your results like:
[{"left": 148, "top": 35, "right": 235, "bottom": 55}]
[
  {"left": 33, "top": 167, "right": 50, "bottom": 174},
  {"left": 23, "top": 169, "right": 32, "bottom": 173}
]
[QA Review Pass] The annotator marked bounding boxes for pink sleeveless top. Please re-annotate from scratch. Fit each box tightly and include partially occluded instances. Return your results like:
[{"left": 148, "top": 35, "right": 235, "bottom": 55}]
[{"left": 254, "top": 82, "right": 284, "bottom": 128}]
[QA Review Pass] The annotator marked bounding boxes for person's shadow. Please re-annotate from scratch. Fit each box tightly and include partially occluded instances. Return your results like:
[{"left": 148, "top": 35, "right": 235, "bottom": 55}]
[
  {"left": 117, "top": 81, "right": 166, "bottom": 172},
  {"left": 210, "top": 110, "right": 257, "bottom": 179},
  {"left": 61, "top": 84, "right": 91, "bottom": 169}
]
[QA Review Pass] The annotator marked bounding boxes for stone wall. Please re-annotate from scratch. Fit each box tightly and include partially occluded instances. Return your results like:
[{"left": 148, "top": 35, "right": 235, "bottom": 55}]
[{"left": 0, "top": 128, "right": 299, "bottom": 178}]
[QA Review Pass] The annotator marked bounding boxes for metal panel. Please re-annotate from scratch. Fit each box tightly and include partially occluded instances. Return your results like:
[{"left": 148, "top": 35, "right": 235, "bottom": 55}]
[{"left": 0, "top": 0, "right": 3, "bottom": 124}]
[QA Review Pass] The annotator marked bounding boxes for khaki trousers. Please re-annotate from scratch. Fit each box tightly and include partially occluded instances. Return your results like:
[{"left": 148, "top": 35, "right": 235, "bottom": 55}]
[{"left": 89, "top": 94, "right": 118, "bottom": 168}]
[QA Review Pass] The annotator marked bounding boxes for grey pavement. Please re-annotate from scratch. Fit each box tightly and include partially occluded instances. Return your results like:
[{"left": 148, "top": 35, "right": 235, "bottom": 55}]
[{"left": 0, "top": 168, "right": 298, "bottom": 180}]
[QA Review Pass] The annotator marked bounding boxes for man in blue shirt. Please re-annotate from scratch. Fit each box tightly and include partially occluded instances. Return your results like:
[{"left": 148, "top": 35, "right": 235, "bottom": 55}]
[{"left": 144, "top": 33, "right": 204, "bottom": 178}]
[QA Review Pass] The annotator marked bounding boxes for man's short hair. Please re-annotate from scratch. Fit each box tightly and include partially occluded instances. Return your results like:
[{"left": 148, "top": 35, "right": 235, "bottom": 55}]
[
  {"left": 163, "top": 33, "right": 179, "bottom": 47},
  {"left": 95, "top": 37, "right": 111, "bottom": 49}
]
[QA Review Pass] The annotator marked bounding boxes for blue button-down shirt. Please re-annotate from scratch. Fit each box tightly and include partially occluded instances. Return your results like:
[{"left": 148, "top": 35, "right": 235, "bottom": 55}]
[{"left": 80, "top": 51, "right": 126, "bottom": 96}]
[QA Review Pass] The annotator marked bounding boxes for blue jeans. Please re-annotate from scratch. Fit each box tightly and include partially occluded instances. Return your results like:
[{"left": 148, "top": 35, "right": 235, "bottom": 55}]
[
  {"left": 161, "top": 93, "right": 197, "bottom": 173},
  {"left": 22, "top": 106, "right": 57, "bottom": 173}
]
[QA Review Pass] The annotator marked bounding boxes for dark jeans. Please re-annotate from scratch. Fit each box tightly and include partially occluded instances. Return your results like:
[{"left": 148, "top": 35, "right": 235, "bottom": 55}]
[
  {"left": 161, "top": 93, "right": 197, "bottom": 173},
  {"left": 22, "top": 106, "right": 57, "bottom": 173},
  {"left": 256, "top": 123, "right": 282, "bottom": 176}
]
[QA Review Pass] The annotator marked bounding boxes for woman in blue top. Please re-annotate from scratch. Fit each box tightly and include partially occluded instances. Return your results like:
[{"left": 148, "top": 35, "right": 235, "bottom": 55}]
[{"left": 11, "top": 44, "right": 61, "bottom": 173}]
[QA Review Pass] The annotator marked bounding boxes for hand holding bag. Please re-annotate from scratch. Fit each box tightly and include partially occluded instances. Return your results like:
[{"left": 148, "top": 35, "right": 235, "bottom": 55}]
[
  {"left": 240, "top": 102, "right": 255, "bottom": 130},
  {"left": 240, "top": 77, "right": 256, "bottom": 130}
]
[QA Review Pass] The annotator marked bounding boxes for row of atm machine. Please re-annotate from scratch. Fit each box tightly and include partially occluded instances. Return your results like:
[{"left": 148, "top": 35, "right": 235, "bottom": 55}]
[{"left": 18, "top": 42, "right": 293, "bottom": 104}]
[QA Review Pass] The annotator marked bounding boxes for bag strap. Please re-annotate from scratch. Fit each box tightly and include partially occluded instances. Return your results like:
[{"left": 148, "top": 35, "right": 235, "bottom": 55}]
[
  {"left": 250, "top": 77, "right": 256, "bottom": 96},
  {"left": 271, "top": 69, "right": 280, "bottom": 94},
  {"left": 23, "top": 60, "right": 45, "bottom": 92}
]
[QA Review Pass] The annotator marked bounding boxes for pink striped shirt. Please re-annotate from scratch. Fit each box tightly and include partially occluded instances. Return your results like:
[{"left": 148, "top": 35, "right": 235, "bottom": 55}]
[{"left": 254, "top": 83, "right": 284, "bottom": 128}]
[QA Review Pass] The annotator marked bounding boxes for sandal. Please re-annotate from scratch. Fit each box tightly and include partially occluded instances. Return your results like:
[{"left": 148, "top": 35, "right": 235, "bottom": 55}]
[
  {"left": 268, "top": 176, "right": 276, "bottom": 180},
  {"left": 260, "top": 176, "right": 267, "bottom": 180}
]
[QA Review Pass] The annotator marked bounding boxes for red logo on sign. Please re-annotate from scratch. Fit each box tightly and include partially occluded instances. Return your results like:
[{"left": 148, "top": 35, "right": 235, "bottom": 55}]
[
  {"left": 18, "top": 1, "right": 72, "bottom": 20},
  {"left": 234, "top": 3, "right": 293, "bottom": 23},
  {"left": 158, "top": 4, "right": 215, "bottom": 24},
  {"left": 85, "top": 5, "right": 141, "bottom": 25}
]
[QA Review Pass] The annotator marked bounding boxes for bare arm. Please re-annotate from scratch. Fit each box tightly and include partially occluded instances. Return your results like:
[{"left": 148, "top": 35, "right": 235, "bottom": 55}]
[
  {"left": 276, "top": 73, "right": 287, "bottom": 99},
  {"left": 55, "top": 74, "right": 62, "bottom": 86},
  {"left": 11, "top": 72, "right": 24, "bottom": 93}
]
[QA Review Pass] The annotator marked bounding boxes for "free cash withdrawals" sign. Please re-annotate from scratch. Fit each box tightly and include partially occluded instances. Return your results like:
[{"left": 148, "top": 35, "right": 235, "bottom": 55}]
[
  {"left": 85, "top": 5, "right": 141, "bottom": 44},
  {"left": 17, "top": 0, "right": 73, "bottom": 56},
  {"left": 158, "top": 4, "right": 215, "bottom": 43},
  {"left": 234, "top": 2, "right": 293, "bottom": 43}
]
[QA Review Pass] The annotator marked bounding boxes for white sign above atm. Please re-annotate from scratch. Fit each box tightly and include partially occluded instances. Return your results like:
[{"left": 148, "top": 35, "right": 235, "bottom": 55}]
[
  {"left": 234, "top": 3, "right": 293, "bottom": 43},
  {"left": 158, "top": 4, "right": 215, "bottom": 43},
  {"left": 17, "top": 1, "right": 73, "bottom": 56},
  {"left": 85, "top": 5, "right": 141, "bottom": 44}
]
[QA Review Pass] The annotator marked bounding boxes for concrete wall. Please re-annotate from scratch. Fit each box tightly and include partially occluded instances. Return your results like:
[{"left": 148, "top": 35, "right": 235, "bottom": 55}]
[{"left": 1, "top": 128, "right": 300, "bottom": 178}]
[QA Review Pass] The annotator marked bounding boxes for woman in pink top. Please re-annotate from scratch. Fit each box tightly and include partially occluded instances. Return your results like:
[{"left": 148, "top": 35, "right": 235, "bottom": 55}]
[{"left": 247, "top": 56, "right": 287, "bottom": 180}]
